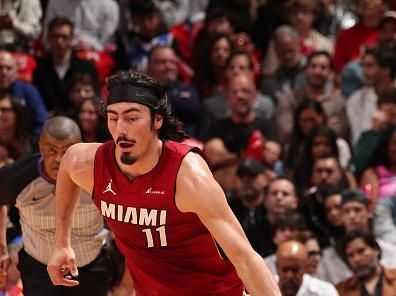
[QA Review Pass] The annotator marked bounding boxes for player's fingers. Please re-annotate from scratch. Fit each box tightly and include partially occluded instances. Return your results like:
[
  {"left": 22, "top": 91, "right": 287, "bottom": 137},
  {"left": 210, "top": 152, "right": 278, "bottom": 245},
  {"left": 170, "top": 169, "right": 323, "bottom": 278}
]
[
  {"left": 68, "top": 258, "right": 79, "bottom": 277},
  {"left": 47, "top": 265, "right": 79, "bottom": 287}
]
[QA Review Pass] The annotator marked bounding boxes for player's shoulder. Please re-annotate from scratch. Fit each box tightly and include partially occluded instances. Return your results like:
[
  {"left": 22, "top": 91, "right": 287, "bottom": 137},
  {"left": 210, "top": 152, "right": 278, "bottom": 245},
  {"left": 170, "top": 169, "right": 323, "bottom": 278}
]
[
  {"left": 64, "top": 143, "right": 102, "bottom": 167},
  {"left": 179, "top": 150, "right": 210, "bottom": 177}
]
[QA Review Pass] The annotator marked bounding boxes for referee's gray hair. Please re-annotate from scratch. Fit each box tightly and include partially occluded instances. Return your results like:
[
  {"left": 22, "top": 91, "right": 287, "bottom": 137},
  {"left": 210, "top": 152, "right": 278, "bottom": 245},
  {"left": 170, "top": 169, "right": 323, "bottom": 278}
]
[
  {"left": 41, "top": 116, "right": 81, "bottom": 141},
  {"left": 273, "top": 25, "right": 299, "bottom": 42}
]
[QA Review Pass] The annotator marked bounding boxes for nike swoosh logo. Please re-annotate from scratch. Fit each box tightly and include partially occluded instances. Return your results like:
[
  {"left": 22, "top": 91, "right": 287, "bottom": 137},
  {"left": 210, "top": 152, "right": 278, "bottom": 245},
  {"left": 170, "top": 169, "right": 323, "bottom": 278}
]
[{"left": 32, "top": 196, "right": 47, "bottom": 202}]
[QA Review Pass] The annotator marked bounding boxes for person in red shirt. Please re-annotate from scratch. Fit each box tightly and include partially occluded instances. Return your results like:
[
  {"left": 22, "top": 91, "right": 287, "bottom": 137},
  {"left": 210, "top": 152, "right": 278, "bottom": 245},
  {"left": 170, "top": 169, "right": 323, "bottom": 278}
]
[
  {"left": 46, "top": 70, "right": 281, "bottom": 296},
  {"left": 333, "top": 0, "right": 386, "bottom": 72}
]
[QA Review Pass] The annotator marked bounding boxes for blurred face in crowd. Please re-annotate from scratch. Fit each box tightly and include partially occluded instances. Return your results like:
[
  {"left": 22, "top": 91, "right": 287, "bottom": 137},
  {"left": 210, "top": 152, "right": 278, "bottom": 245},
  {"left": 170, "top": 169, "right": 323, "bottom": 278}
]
[
  {"left": 39, "top": 134, "right": 80, "bottom": 180},
  {"left": 276, "top": 242, "right": 307, "bottom": 296},
  {"left": 357, "top": 0, "right": 385, "bottom": 20},
  {"left": 305, "top": 54, "right": 332, "bottom": 89},
  {"left": 379, "top": 18, "right": 396, "bottom": 48},
  {"left": 345, "top": 238, "right": 380, "bottom": 279},
  {"left": 0, "top": 96, "right": 15, "bottom": 131},
  {"left": 311, "top": 157, "right": 342, "bottom": 188},
  {"left": 378, "top": 101, "right": 396, "bottom": 127},
  {"left": 210, "top": 37, "right": 232, "bottom": 70},
  {"left": 206, "top": 16, "right": 233, "bottom": 35},
  {"left": 305, "top": 238, "right": 321, "bottom": 275},
  {"left": 362, "top": 53, "right": 382, "bottom": 87},
  {"left": 79, "top": 99, "right": 99, "bottom": 135},
  {"left": 273, "top": 227, "right": 299, "bottom": 246},
  {"left": 148, "top": 47, "right": 178, "bottom": 86},
  {"left": 236, "top": 172, "right": 266, "bottom": 204},
  {"left": 342, "top": 201, "right": 370, "bottom": 232},
  {"left": 311, "top": 135, "right": 332, "bottom": 160},
  {"left": 265, "top": 179, "right": 298, "bottom": 216},
  {"left": 69, "top": 82, "right": 96, "bottom": 108},
  {"left": 299, "top": 108, "right": 325, "bottom": 136},
  {"left": 227, "top": 74, "right": 256, "bottom": 119},
  {"left": 0, "top": 52, "right": 17, "bottom": 89},
  {"left": 48, "top": 24, "right": 73, "bottom": 59},
  {"left": 262, "top": 141, "right": 282, "bottom": 167},
  {"left": 324, "top": 193, "right": 343, "bottom": 227},
  {"left": 274, "top": 35, "right": 301, "bottom": 69},
  {"left": 225, "top": 54, "right": 252, "bottom": 81},
  {"left": 132, "top": 11, "right": 161, "bottom": 41},
  {"left": 287, "top": 4, "right": 316, "bottom": 34}
]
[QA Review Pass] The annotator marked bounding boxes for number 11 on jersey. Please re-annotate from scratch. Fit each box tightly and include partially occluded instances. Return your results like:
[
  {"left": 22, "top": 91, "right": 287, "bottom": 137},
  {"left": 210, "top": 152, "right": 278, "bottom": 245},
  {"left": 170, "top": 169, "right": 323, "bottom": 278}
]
[{"left": 142, "top": 226, "right": 168, "bottom": 248}]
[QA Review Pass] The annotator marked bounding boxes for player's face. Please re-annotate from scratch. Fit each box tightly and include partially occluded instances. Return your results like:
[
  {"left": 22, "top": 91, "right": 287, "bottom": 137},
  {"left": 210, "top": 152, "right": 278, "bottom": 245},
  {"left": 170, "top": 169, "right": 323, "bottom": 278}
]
[
  {"left": 106, "top": 102, "right": 163, "bottom": 165},
  {"left": 40, "top": 134, "right": 80, "bottom": 180}
]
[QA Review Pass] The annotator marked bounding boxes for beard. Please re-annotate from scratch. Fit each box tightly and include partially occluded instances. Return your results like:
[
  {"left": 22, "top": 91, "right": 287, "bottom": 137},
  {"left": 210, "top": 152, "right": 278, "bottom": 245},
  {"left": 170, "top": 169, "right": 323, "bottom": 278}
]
[
  {"left": 281, "top": 279, "right": 301, "bottom": 296},
  {"left": 120, "top": 152, "right": 137, "bottom": 165},
  {"left": 353, "top": 260, "right": 378, "bottom": 280}
]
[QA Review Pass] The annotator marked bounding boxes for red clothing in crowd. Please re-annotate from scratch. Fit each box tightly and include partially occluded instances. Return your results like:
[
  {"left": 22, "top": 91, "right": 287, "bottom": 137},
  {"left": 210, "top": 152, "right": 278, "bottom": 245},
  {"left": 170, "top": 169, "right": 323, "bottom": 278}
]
[{"left": 333, "top": 22, "right": 379, "bottom": 72}]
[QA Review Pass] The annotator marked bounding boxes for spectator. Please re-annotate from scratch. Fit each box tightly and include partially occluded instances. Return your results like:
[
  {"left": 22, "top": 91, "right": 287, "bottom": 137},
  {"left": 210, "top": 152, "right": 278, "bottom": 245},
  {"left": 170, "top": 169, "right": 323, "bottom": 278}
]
[
  {"left": 296, "top": 231, "right": 322, "bottom": 276},
  {"left": 317, "top": 189, "right": 396, "bottom": 285},
  {"left": 299, "top": 155, "right": 355, "bottom": 248},
  {"left": 77, "top": 96, "right": 110, "bottom": 143},
  {"left": 203, "top": 73, "right": 277, "bottom": 190},
  {"left": 194, "top": 33, "right": 233, "bottom": 98},
  {"left": 116, "top": 0, "right": 176, "bottom": 73},
  {"left": 67, "top": 72, "right": 99, "bottom": 118},
  {"left": 147, "top": 46, "right": 200, "bottom": 136},
  {"left": 264, "top": 211, "right": 307, "bottom": 275},
  {"left": 0, "top": 0, "right": 42, "bottom": 51},
  {"left": 353, "top": 88, "right": 396, "bottom": 175},
  {"left": 260, "top": 26, "right": 305, "bottom": 102},
  {"left": 276, "top": 240, "right": 339, "bottom": 296},
  {"left": 347, "top": 46, "right": 396, "bottom": 145},
  {"left": 293, "top": 125, "right": 351, "bottom": 197},
  {"left": 276, "top": 51, "right": 349, "bottom": 143},
  {"left": 33, "top": 17, "right": 98, "bottom": 114},
  {"left": 284, "top": 100, "right": 326, "bottom": 177},
  {"left": 262, "top": 0, "right": 333, "bottom": 76},
  {"left": 199, "top": 48, "right": 274, "bottom": 140},
  {"left": 264, "top": 177, "right": 299, "bottom": 224},
  {"left": 44, "top": 0, "right": 119, "bottom": 51},
  {"left": 333, "top": 0, "right": 385, "bottom": 72},
  {"left": 373, "top": 197, "right": 396, "bottom": 245},
  {"left": 0, "top": 117, "right": 111, "bottom": 295},
  {"left": 359, "top": 126, "right": 396, "bottom": 204},
  {"left": 226, "top": 158, "right": 271, "bottom": 257},
  {"left": 0, "top": 93, "right": 32, "bottom": 161},
  {"left": 340, "top": 10, "right": 396, "bottom": 98},
  {"left": 337, "top": 230, "right": 396, "bottom": 296},
  {"left": 322, "top": 186, "right": 345, "bottom": 245},
  {"left": 0, "top": 51, "right": 47, "bottom": 136}
]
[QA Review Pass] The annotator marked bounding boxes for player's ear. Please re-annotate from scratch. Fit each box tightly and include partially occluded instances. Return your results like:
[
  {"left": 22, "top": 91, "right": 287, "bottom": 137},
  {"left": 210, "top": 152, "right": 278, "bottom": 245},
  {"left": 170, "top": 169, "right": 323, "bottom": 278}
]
[{"left": 153, "top": 114, "right": 163, "bottom": 130}]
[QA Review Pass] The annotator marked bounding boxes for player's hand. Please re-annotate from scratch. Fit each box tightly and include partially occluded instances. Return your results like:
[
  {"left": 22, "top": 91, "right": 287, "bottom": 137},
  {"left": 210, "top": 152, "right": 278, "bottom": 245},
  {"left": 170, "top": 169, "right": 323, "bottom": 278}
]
[{"left": 47, "top": 246, "right": 79, "bottom": 287}]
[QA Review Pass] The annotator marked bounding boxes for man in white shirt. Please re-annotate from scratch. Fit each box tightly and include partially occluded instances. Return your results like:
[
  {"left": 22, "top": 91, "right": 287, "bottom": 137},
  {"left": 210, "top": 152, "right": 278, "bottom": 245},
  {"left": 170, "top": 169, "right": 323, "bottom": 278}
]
[{"left": 276, "top": 240, "right": 338, "bottom": 296}]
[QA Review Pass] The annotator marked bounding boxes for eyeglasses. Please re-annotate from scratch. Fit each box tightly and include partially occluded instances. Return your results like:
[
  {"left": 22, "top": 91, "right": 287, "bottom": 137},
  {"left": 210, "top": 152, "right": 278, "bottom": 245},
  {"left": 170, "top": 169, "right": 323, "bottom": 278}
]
[
  {"left": 307, "top": 250, "right": 322, "bottom": 258},
  {"left": 0, "top": 107, "right": 13, "bottom": 114}
]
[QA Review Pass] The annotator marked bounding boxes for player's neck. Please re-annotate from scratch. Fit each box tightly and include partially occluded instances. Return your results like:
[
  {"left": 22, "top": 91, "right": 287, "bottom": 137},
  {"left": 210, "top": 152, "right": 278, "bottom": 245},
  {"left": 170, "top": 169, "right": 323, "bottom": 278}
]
[{"left": 117, "top": 139, "right": 163, "bottom": 181}]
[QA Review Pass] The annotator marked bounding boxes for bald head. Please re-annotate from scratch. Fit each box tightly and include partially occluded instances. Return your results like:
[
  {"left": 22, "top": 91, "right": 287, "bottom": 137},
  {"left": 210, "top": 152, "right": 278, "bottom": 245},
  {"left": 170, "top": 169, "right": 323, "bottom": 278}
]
[
  {"left": 277, "top": 240, "right": 308, "bottom": 261},
  {"left": 276, "top": 241, "right": 307, "bottom": 296},
  {"left": 0, "top": 51, "right": 17, "bottom": 89},
  {"left": 41, "top": 116, "right": 81, "bottom": 141}
]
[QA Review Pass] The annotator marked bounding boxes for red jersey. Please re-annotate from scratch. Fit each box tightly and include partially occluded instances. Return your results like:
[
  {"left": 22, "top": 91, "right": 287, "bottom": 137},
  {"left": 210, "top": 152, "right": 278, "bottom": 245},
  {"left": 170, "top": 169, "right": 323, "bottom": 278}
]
[{"left": 93, "top": 141, "right": 243, "bottom": 295}]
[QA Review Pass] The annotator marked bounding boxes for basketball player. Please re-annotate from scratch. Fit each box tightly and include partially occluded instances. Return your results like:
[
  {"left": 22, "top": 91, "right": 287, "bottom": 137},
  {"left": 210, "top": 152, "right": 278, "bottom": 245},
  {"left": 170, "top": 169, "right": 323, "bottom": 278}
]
[{"left": 47, "top": 70, "right": 281, "bottom": 296}]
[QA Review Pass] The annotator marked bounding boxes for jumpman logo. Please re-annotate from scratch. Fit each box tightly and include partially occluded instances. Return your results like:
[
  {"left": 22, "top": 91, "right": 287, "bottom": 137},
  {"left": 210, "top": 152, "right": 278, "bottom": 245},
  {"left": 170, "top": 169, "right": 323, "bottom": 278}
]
[{"left": 103, "top": 179, "right": 116, "bottom": 195}]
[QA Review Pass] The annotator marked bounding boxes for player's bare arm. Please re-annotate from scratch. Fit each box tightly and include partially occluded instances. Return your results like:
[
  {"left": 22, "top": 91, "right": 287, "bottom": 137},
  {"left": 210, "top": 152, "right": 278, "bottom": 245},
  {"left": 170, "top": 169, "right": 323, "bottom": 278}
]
[
  {"left": 175, "top": 152, "right": 281, "bottom": 296},
  {"left": 47, "top": 143, "right": 100, "bottom": 287}
]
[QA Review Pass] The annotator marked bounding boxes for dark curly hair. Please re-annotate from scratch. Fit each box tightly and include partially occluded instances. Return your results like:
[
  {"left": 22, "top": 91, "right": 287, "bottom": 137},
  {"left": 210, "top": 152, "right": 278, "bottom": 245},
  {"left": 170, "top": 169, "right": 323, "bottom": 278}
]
[{"left": 102, "top": 70, "right": 187, "bottom": 142}]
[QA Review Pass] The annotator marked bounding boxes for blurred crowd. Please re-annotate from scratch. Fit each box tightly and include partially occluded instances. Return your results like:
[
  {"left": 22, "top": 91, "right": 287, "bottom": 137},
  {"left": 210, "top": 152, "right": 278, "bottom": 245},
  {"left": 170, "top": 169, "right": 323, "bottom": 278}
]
[{"left": 0, "top": 0, "right": 396, "bottom": 295}]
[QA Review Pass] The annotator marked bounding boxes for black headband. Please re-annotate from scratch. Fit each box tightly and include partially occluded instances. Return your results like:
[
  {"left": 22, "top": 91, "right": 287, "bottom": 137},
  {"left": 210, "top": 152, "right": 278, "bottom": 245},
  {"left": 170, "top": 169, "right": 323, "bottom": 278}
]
[{"left": 107, "top": 84, "right": 160, "bottom": 109}]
